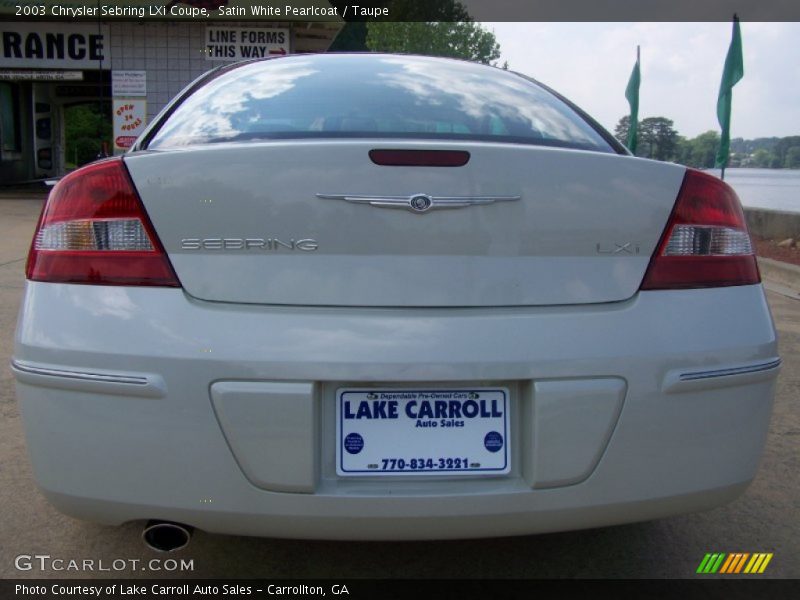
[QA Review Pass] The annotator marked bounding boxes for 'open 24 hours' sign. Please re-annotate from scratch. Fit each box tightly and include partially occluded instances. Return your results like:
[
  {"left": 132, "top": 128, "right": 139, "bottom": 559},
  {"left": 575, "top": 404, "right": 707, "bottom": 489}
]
[{"left": 113, "top": 99, "right": 146, "bottom": 151}]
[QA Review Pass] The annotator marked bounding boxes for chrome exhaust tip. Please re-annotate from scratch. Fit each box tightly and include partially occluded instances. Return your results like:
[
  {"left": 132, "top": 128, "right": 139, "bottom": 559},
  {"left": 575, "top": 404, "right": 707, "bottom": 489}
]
[{"left": 142, "top": 520, "right": 193, "bottom": 552}]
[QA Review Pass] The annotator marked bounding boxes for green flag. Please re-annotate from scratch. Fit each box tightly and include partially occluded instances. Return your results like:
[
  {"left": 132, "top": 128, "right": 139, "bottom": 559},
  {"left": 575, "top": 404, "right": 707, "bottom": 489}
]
[
  {"left": 715, "top": 16, "right": 744, "bottom": 169},
  {"left": 625, "top": 47, "right": 641, "bottom": 154}
]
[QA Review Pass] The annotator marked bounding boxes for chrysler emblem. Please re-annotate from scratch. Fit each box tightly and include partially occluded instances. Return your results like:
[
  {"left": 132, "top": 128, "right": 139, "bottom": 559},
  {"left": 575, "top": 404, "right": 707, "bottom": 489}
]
[
  {"left": 316, "top": 192, "right": 521, "bottom": 213},
  {"left": 409, "top": 194, "right": 433, "bottom": 212}
]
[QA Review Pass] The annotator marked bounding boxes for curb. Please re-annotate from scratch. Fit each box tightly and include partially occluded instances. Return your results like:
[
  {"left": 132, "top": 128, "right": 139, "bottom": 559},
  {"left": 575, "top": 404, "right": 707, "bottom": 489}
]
[
  {"left": 745, "top": 208, "right": 800, "bottom": 241},
  {"left": 758, "top": 257, "right": 800, "bottom": 292}
]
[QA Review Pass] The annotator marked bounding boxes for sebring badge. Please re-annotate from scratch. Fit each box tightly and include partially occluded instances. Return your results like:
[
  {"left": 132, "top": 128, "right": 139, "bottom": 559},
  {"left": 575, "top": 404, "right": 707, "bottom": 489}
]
[
  {"left": 181, "top": 238, "right": 318, "bottom": 251},
  {"left": 316, "top": 193, "right": 521, "bottom": 213}
]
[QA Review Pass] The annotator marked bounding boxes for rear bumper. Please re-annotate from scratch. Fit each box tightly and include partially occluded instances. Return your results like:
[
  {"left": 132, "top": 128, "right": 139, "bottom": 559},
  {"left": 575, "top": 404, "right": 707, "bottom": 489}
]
[{"left": 13, "top": 282, "right": 779, "bottom": 540}]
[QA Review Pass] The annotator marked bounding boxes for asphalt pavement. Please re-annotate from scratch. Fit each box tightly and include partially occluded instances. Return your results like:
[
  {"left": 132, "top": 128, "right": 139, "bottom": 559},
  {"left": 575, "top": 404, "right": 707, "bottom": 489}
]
[{"left": 0, "top": 196, "right": 797, "bottom": 579}]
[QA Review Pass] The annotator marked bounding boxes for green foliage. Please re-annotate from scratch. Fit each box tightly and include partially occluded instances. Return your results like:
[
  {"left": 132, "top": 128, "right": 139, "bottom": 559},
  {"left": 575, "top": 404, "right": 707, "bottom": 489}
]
[
  {"left": 727, "top": 136, "right": 800, "bottom": 168},
  {"left": 379, "top": 0, "right": 472, "bottom": 21},
  {"left": 785, "top": 147, "right": 800, "bottom": 169},
  {"left": 330, "top": 0, "right": 475, "bottom": 53},
  {"left": 613, "top": 114, "right": 799, "bottom": 169},
  {"left": 750, "top": 148, "right": 771, "bottom": 168},
  {"left": 359, "top": 0, "right": 499, "bottom": 63},
  {"left": 684, "top": 131, "right": 721, "bottom": 169},
  {"left": 614, "top": 115, "right": 631, "bottom": 147},
  {"left": 366, "top": 21, "right": 501, "bottom": 65},
  {"left": 614, "top": 115, "right": 679, "bottom": 161},
  {"left": 639, "top": 117, "right": 678, "bottom": 161},
  {"left": 328, "top": 22, "right": 368, "bottom": 52},
  {"left": 730, "top": 137, "right": 779, "bottom": 155},
  {"left": 64, "top": 103, "right": 112, "bottom": 167},
  {"left": 773, "top": 136, "right": 800, "bottom": 168}
]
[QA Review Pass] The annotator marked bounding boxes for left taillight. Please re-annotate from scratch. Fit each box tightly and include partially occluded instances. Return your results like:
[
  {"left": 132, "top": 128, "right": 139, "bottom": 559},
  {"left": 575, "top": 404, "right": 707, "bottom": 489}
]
[{"left": 25, "top": 157, "right": 180, "bottom": 287}]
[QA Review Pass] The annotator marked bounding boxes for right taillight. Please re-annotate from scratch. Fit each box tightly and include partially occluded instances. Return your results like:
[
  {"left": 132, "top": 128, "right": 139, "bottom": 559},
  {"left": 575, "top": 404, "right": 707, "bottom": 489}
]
[{"left": 640, "top": 168, "right": 760, "bottom": 290}]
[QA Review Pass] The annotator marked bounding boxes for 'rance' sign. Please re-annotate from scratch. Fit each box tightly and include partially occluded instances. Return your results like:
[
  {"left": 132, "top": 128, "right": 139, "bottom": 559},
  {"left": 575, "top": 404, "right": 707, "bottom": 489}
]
[{"left": 1, "top": 23, "right": 111, "bottom": 69}]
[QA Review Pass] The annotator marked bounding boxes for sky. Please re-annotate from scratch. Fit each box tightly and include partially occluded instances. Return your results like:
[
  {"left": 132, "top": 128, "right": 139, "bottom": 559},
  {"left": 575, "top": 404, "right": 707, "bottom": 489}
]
[{"left": 487, "top": 22, "right": 799, "bottom": 140}]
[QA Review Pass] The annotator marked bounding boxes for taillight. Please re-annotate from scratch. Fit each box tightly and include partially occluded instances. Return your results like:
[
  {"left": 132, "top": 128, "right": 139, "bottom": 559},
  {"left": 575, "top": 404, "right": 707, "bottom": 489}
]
[
  {"left": 25, "top": 158, "right": 180, "bottom": 287},
  {"left": 640, "top": 169, "right": 759, "bottom": 290}
]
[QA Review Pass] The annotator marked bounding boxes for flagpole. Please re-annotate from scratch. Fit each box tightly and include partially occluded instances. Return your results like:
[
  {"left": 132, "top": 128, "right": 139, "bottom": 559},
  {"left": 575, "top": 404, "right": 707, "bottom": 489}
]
[
  {"left": 720, "top": 16, "right": 734, "bottom": 181},
  {"left": 721, "top": 20, "right": 729, "bottom": 182},
  {"left": 625, "top": 46, "right": 641, "bottom": 155},
  {"left": 716, "top": 13, "right": 743, "bottom": 181}
]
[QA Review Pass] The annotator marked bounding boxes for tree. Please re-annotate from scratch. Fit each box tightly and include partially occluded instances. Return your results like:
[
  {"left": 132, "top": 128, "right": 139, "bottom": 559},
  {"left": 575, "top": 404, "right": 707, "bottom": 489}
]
[
  {"left": 685, "top": 131, "right": 720, "bottom": 169},
  {"left": 674, "top": 136, "right": 691, "bottom": 165},
  {"left": 366, "top": 21, "right": 501, "bottom": 65},
  {"left": 64, "top": 103, "right": 112, "bottom": 167},
  {"left": 752, "top": 148, "right": 772, "bottom": 168},
  {"left": 611, "top": 118, "right": 799, "bottom": 170},
  {"left": 372, "top": 0, "right": 471, "bottom": 21},
  {"left": 638, "top": 117, "right": 678, "bottom": 162},
  {"left": 614, "top": 115, "right": 678, "bottom": 160},
  {"left": 329, "top": 1, "right": 473, "bottom": 53},
  {"left": 328, "top": 22, "right": 368, "bottom": 52},
  {"left": 613, "top": 115, "right": 632, "bottom": 149},
  {"left": 774, "top": 136, "right": 800, "bottom": 167},
  {"left": 785, "top": 146, "right": 800, "bottom": 169}
]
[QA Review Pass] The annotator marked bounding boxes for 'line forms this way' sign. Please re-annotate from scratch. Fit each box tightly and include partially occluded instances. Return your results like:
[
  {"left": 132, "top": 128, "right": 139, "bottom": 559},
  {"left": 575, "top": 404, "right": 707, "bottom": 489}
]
[{"left": 205, "top": 27, "right": 289, "bottom": 60}]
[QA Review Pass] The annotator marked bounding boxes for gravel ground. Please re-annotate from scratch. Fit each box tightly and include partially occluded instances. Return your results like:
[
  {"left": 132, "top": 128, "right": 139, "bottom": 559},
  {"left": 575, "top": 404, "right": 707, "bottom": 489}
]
[{"left": 754, "top": 237, "right": 800, "bottom": 267}]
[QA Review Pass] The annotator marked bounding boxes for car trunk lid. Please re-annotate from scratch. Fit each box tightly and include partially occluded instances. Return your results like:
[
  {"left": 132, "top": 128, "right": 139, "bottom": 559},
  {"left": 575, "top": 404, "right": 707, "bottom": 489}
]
[{"left": 124, "top": 140, "right": 685, "bottom": 307}]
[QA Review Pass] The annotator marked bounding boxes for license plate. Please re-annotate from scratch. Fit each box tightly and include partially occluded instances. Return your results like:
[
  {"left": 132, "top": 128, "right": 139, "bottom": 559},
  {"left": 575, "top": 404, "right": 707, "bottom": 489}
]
[{"left": 336, "top": 388, "right": 510, "bottom": 476}]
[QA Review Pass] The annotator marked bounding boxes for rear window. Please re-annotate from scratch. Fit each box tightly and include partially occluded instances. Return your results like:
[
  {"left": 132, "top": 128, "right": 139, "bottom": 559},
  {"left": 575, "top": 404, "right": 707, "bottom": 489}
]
[{"left": 147, "top": 54, "right": 614, "bottom": 153}]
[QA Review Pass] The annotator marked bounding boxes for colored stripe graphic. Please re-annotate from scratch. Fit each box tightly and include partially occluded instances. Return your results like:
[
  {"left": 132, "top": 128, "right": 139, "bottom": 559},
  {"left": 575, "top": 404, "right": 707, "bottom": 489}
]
[
  {"left": 719, "top": 554, "right": 736, "bottom": 574},
  {"left": 744, "top": 553, "right": 774, "bottom": 574},
  {"left": 758, "top": 554, "right": 773, "bottom": 573},
  {"left": 698, "top": 553, "right": 727, "bottom": 573},
  {"left": 697, "top": 554, "right": 713, "bottom": 573},
  {"left": 700, "top": 552, "right": 773, "bottom": 574},
  {"left": 744, "top": 554, "right": 759, "bottom": 573},
  {"left": 723, "top": 553, "right": 748, "bottom": 573},
  {"left": 734, "top": 553, "right": 750, "bottom": 573},
  {"left": 710, "top": 553, "right": 726, "bottom": 573}
]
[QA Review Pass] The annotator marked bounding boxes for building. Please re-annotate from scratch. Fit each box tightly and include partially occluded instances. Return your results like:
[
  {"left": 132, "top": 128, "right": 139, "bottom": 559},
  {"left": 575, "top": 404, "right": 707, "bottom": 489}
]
[{"left": 0, "top": 7, "right": 342, "bottom": 184}]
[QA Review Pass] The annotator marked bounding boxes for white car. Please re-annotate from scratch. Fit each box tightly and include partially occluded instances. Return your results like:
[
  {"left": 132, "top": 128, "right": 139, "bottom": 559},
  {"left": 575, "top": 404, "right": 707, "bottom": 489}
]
[{"left": 13, "top": 54, "right": 780, "bottom": 546}]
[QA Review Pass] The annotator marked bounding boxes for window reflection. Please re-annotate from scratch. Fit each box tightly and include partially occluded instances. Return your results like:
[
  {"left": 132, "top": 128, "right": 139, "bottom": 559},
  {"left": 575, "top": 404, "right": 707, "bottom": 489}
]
[{"left": 148, "top": 55, "right": 612, "bottom": 152}]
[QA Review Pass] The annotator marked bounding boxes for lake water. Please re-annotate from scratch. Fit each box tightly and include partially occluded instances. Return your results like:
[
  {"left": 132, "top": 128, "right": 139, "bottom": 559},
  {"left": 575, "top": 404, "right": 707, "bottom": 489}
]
[{"left": 716, "top": 168, "right": 800, "bottom": 213}]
